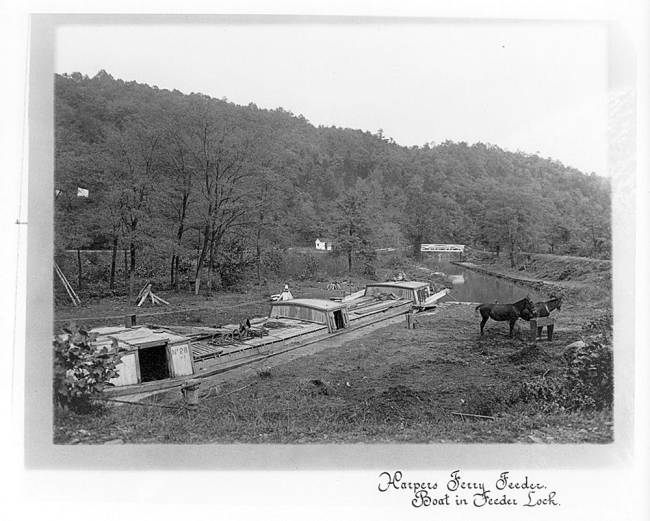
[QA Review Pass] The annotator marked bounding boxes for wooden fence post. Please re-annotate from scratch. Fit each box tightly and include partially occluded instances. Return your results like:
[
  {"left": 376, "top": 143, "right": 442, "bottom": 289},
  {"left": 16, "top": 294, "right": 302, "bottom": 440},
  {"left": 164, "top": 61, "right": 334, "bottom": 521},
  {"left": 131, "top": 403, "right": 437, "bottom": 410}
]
[{"left": 406, "top": 311, "right": 415, "bottom": 329}]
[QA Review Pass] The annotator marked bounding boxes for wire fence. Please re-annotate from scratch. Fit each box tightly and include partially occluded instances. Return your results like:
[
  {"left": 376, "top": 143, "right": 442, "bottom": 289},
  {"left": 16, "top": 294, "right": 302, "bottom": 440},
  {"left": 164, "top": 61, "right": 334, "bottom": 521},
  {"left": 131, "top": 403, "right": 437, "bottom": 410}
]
[{"left": 53, "top": 297, "right": 271, "bottom": 324}]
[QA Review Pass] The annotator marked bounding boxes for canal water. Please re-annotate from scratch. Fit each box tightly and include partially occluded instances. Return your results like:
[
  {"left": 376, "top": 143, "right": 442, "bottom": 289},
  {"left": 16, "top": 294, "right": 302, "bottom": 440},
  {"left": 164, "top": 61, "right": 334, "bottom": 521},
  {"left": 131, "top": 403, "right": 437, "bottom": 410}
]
[{"left": 424, "top": 261, "right": 544, "bottom": 304}]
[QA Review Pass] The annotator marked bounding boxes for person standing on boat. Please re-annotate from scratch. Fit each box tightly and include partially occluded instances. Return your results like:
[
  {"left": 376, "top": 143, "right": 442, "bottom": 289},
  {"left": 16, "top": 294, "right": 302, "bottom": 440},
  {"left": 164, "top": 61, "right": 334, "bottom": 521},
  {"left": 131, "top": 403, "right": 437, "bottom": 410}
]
[{"left": 279, "top": 284, "right": 293, "bottom": 301}]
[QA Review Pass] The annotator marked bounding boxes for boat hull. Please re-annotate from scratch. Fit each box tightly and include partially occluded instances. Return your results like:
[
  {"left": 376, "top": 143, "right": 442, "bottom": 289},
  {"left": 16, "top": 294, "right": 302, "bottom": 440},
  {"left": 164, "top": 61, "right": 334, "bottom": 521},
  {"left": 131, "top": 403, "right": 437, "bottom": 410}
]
[{"left": 103, "top": 300, "right": 414, "bottom": 398}]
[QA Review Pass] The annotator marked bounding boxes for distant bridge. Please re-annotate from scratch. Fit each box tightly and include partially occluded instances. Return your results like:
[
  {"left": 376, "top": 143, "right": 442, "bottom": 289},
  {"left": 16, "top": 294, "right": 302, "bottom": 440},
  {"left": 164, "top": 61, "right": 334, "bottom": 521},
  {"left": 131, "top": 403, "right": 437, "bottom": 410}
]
[{"left": 420, "top": 244, "right": 465, "bottom": 253}]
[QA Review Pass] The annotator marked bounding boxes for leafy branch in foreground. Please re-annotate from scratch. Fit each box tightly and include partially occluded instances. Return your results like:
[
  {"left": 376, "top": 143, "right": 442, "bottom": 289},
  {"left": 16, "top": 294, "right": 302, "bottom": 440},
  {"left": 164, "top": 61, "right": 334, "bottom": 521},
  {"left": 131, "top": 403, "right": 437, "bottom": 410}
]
[{"left": 53, "top": 324, "right": 123, "bottom": 413}]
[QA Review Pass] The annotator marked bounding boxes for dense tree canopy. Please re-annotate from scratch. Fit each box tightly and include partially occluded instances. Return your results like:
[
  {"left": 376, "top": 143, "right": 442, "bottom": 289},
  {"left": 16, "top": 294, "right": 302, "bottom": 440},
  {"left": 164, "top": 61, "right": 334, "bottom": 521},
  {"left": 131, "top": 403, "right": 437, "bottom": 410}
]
[{"left": 54, "top": 71, "right": 611, "bottom": 294}]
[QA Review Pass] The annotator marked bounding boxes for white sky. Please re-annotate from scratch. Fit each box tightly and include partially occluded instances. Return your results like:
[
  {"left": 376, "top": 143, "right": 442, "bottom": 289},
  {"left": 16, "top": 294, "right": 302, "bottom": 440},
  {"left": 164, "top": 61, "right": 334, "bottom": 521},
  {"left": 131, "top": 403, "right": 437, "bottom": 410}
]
[{"left": 56, "top": 21, "right": 608, "bottom": 175}]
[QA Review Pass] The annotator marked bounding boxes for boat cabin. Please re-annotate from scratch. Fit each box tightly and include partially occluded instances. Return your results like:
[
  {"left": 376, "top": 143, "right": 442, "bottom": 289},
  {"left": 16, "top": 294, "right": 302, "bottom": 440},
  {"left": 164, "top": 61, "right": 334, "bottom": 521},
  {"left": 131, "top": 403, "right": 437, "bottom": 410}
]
[
  {"left": 363, "top": 281, "right": 431, "bottom": 306},
  {"left": 269, "top": 298, "right": 349, "bottom": 333},
  {"left": 89, "top": 326, "right": 195, "bottom": 388}
]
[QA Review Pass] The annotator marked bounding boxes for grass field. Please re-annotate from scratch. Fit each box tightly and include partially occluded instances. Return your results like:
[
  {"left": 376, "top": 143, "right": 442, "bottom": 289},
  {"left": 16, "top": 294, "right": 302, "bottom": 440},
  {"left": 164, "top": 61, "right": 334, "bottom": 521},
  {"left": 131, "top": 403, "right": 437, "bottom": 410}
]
[
  {"left": 54, "top": 298, "right": 612, "bottom": 444},
  {"left": 53, "top": 251, "right": 613, "bottom": 444},
  {"left": 53, "top": 278, "right": 366, "bottom": 332}
]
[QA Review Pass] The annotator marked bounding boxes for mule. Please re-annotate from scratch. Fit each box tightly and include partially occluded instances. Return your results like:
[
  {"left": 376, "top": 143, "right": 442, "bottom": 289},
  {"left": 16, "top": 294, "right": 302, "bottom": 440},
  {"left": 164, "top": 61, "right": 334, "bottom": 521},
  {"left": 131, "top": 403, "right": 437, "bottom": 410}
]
[
  {"left": 533, "top": 296, "right": 562, "bottom": 318},
  {"left": 475, "top": 297, "right": 537, "bottom": 337}
]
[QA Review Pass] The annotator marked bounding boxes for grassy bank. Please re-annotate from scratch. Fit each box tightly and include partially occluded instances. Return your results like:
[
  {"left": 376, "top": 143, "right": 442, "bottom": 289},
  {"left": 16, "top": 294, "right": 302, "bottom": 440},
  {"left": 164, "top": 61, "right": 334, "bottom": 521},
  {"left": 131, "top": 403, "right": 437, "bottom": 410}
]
[
  {"left": 460, "top": 250, "right": 611, "bottom": 299},
  {"left": 451, "top": 250, "right": 612, "bottom": 334},
  {"left": 54, "top": 278, "right": 369, "bottom": 331},
  {"left": 53, "top": 252, "right": 613, "bottom": 444}
]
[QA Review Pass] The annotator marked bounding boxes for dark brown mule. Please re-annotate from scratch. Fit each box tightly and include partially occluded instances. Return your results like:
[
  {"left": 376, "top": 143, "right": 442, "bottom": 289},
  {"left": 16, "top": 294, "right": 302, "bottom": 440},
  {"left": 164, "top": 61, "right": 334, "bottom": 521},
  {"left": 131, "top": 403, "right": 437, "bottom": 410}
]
[
  {"left": 475, "top": 297, "right": 537, "bottom": 337},
  {"left": 533, "top": 296, "right": 562, "bottom": 318}
]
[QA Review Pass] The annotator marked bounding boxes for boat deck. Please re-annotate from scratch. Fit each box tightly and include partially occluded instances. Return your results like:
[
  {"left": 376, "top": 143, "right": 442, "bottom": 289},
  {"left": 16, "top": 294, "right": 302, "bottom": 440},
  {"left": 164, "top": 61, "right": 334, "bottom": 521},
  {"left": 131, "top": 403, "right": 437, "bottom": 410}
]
[
  {"left": 160, "top": 318, "right": 327, "bottom": 363},
  {"left": 346, "top": 296, "right": 413, "bottom": 317},
  {"left": 157, "top": 295, "right": 413, "bottom": 366}
]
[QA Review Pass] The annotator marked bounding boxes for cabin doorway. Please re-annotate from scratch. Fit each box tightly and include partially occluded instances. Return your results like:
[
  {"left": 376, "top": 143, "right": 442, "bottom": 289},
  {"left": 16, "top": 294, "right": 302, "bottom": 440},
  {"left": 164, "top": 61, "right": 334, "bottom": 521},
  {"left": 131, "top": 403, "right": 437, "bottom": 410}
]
[
  {"left": 333, "top": 310, "right": 345, "bottom": 330},
  {"left": 138, "top": 344, "right": 170, "bottom": 382}
]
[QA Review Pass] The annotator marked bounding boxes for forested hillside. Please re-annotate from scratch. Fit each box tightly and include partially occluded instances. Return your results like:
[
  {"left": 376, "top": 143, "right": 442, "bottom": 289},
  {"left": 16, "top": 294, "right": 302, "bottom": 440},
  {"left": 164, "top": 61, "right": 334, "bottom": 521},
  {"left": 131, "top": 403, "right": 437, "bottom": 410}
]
[{"left": 55, "top": 71, "right": 611, "bottom": 294}]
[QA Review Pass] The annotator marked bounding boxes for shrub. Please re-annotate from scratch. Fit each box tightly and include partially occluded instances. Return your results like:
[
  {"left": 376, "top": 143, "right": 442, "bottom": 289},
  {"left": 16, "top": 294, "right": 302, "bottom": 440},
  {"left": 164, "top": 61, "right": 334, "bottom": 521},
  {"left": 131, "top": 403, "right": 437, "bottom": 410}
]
[
  {"left": 358, "top": 247, "right": 378, "bottom": 279},
  {"left": 380, "top": 252, "right": 407, "bottom": 270},
  {"left": 53, "top": 325, "right": 122, "bottom": 413},
  {"left": 513, "top": 375, "right": 565, "bottom": 411},
  {"left": 299, "top": 254, "right": 319, "bottom": 280},
  {"left": 582, "top": 313, "right": 613, "bottom": 339},
  {"left": 464, "top": 385, "right": 505, "bottom": 416},
  {"left": 511, "top": 339, "right": 613, "bottom": 412},
  {"left": 261, "top": 248, "right": 284, "bottom": 277},
  {"left": 562, "top": 339, "right": 613, "bottom": 410},
  {"left": 217, "top": 241, "right": 256, "bottom": 289}
]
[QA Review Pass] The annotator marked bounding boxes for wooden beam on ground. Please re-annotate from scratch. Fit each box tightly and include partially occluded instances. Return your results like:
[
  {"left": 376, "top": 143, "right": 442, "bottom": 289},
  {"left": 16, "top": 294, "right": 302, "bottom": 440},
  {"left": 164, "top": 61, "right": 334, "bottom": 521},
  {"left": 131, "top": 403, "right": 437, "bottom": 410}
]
[
  {"left": 137, "top": 288, "right": 150, "bottom": 307},
  {"left": 54, "top": 262, "right": 80, "bottom": 306},
  {"left": 451, "top": 411, "right": 495, "bottom": 420},
  {"left": 56, "top": 266, "right": 77, "bottom": 306},
  {"left": 152, "top": 294, "right": 170, "bottom": 305},
  {"left": 136, "top": 282, "right": 151, "bottom": 301}
]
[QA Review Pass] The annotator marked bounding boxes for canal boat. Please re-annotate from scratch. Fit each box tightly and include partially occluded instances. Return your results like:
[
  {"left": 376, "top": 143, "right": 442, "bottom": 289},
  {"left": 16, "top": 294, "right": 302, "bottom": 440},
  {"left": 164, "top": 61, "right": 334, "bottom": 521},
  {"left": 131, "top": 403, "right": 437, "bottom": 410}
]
[
  {"left": 91, "top": 281, "right": 447, "bottom": 398},
  {"left": 93, "top": 298, "right": 357, "bottom": 397},
  {"left": 343, "top": 280, "right": 449, "bottom": 313}
]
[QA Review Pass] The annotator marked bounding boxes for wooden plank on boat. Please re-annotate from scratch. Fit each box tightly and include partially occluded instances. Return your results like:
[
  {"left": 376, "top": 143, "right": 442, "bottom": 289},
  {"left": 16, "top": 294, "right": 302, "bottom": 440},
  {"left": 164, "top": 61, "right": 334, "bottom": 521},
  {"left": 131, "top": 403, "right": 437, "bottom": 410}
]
[
  {"left": 190, "top": 343, "right": 217, "bottom": 356},
  {"left": 346, "top": 297, "right": 375, "bottom": 310},
  {"left": 269, "top": 325, "right": 325, "bottom": 340},
  {"left": 350, "top": 299, "right": 407, "bottom": 316},
  {"left": 418, "top": 288, "right": 450, "bottom": 309},
  {"left": 342, "top": 289, "right": 365, "bottom": 302},
  {"left": 350, "top": 303, "right": 412, "bottom": 321},
  {"left": 154, "top": 325, "right": 225, "bottom": 335}
]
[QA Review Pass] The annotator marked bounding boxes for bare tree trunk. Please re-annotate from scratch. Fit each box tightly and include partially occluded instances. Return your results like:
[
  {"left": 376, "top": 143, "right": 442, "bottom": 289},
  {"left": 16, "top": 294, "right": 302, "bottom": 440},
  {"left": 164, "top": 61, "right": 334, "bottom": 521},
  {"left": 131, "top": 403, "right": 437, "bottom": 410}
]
[
  {"left": 256, "top": 227, "right": 262, "bottom": 285},
  {"left": 174, "top": 256, "right": 180, "bottom": 291},
  {"left": 347, "top": 231, "right": 353, "bottom": 274},
  {"left": 412, "top": 235, "right": 422, "bottom": 261},
  {"left": 170, "top": 254, "right": 176, "bottom": 288},
  {"left": 256, "top": 185, "right": 268, "bottom": 286},
  {"left": 109, "top": 236, "right": 118, "bottom": 289},
  {"left": 171, "top": 216, "right": 186, "bottom": 290},
  {"left": 207, "top": 234, "right": 216, "bottom": 293},
  {"left": 76, "top": 248, "right": 83, "bottom": 290},
  {"left": 129, "top": 243, "right": 136, "bottom": 303},
  {"left": 123, "top": 248, "right": 128, "bottom": 288},
  {"left": 194, "top": 224, "right": 210, "bottom": 295}
]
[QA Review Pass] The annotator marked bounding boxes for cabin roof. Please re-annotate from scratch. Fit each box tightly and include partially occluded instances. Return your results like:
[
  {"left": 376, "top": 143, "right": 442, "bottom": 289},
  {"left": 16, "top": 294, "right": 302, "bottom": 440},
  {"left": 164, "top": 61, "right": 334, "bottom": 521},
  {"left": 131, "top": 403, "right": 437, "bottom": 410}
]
[
  {"left": 270, "top": 298, "right": 345, "bottom": 312},
  {"left": 366, "top": 281, "right": 429, "bottom": 290},
  {"left": 89, "top": 325, "right": 188, "bottom": 351}
]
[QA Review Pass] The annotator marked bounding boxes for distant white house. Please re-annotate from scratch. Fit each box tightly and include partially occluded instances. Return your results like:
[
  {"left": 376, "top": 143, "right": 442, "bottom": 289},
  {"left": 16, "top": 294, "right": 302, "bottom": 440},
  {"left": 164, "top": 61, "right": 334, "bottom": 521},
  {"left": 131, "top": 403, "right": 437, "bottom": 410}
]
[{"left": 315, "top": 238, "right": 334, "bottom": 251}]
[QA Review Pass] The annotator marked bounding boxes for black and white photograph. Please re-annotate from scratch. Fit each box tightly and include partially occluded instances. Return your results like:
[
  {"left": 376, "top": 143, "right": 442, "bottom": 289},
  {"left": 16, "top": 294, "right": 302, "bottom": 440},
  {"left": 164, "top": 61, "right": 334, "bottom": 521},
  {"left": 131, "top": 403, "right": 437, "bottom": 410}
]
[
  {"left": 2, "top": 1, "right": 649, "bottom": 520},
  {"left": 48, "top": 16, "right": 619, "bottom": 446}
]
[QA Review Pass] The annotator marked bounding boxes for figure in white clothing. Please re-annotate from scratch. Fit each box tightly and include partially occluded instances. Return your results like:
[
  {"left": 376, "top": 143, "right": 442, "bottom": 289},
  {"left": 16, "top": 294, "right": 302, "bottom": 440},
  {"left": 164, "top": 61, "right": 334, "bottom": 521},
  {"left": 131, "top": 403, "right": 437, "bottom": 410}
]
[
  {"left": 279, "top": 284, "right": 293, "bottom": 301},
  {"left": 271, "top": 284, "right": 294, "bottom": 302}
]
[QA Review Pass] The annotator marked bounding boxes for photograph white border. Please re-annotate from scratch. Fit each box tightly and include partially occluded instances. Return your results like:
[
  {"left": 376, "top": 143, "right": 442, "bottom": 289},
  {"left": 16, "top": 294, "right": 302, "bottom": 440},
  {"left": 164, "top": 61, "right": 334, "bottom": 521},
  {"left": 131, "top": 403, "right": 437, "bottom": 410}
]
[{"left": 2, "top": 1, "right": 648, "bottom": 519}]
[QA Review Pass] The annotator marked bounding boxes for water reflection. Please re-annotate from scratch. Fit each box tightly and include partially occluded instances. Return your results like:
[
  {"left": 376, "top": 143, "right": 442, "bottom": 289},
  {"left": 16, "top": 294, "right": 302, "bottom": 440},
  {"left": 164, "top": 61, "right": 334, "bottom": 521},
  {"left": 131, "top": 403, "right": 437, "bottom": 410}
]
[
  {"left": 448, "top": 274, "right": 465, "bottom": 284},
  {"left": 426, "top": 260, "right": 543, "bottom": 303}
]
